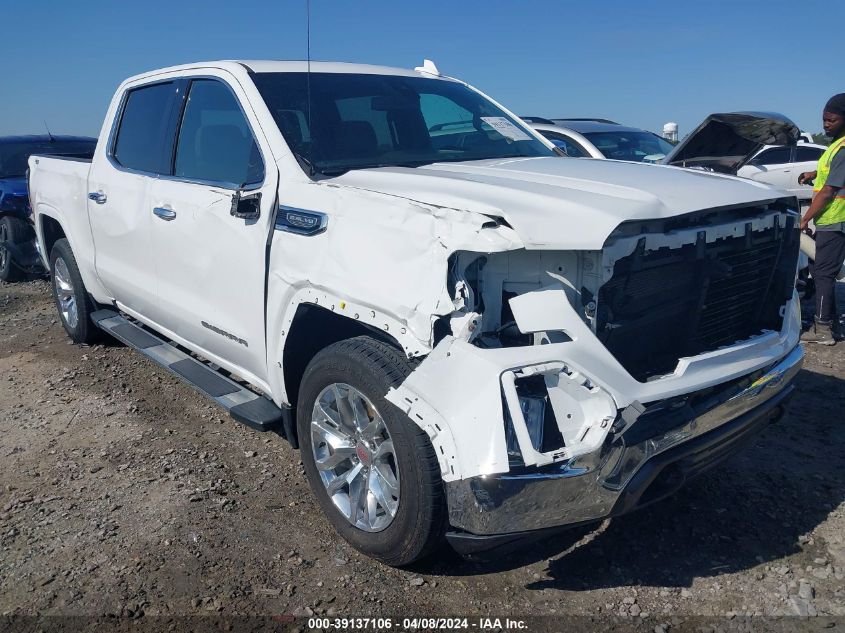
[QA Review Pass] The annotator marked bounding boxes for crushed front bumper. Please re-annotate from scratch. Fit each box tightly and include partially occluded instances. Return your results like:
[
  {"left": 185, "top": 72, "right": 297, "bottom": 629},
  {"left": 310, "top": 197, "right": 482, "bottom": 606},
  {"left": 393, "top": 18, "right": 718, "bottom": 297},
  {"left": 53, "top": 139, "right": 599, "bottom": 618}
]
[{"left": 445, "top": 344, "right": 803, "bottom": 550}]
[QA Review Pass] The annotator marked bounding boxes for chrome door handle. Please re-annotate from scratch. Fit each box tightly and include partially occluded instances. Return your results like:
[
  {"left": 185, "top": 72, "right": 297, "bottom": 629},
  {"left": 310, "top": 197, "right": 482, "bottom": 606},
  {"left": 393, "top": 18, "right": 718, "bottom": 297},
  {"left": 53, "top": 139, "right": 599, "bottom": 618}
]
[
  {"left": 153, "top": 207, "right": 177, "bottom": 221},
  {"left": 88, "top": 191, "right": 107, "bottom": 204}
]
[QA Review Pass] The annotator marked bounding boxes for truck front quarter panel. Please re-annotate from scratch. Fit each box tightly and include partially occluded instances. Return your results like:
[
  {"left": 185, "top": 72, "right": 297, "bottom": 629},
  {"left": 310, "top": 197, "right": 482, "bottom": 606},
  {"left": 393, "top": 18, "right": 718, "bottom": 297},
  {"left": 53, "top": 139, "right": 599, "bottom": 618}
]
[{"left": 266, "top": 177, "right": 524, "bottom": 405}]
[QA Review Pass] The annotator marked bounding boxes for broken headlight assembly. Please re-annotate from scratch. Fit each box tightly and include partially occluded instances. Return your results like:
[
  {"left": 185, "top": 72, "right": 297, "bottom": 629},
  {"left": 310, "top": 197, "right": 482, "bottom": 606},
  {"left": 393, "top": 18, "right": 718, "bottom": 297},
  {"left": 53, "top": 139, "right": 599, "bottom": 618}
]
[
  {"left": 504, "top": 374, "right": 565, "bottom": 466},
  {"left": 501, "top": 363, "right": 617, "bottom": 469},
  {"left": 443, "top": 249, "right": 603, "bottom": 349}
]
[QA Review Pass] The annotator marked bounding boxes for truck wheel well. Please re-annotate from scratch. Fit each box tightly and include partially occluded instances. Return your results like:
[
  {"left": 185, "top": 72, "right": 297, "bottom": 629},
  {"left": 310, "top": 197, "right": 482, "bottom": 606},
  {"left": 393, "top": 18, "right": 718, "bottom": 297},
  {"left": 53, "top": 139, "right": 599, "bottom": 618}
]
[
  {"left": 41, "top": 216, "right": 66, "bottom": 258},
  {"left": 282, "top": 303, "right": 406, "bottom": 417}
]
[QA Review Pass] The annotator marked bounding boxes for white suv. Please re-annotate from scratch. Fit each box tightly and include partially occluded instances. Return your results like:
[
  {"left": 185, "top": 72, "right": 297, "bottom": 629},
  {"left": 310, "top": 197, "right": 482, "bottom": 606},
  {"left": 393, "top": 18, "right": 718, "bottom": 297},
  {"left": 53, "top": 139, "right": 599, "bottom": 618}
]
[{"left": 738, "top": 143, "right": 826, "bottom": 205}]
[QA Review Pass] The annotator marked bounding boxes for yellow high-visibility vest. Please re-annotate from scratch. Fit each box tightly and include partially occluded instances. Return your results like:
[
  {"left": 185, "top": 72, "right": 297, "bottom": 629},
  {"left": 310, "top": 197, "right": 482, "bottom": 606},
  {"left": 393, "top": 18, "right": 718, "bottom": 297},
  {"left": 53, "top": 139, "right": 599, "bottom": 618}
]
[{"left": 814, "top": 135, "right": 845, "bottom": 225}]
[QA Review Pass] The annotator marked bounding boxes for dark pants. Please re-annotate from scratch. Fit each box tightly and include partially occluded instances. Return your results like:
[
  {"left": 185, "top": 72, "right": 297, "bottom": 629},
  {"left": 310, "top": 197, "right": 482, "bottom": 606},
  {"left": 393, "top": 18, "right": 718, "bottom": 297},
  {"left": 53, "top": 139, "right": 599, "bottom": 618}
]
[{"left": 812, "top": 230, "right": 845, "bottom": 322}]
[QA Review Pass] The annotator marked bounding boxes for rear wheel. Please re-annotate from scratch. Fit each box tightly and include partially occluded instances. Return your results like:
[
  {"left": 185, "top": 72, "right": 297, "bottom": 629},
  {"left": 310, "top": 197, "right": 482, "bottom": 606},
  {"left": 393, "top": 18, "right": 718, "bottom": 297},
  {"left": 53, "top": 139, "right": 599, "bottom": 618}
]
[
  {"left": 49, "top": 238, "right": 101, "bottom": 344},
  {"left": 297, "top": 336, "right": 447, "bottom": 566},
  {"left": 0, "top": 216, "right": 33, "bottom": 282}
]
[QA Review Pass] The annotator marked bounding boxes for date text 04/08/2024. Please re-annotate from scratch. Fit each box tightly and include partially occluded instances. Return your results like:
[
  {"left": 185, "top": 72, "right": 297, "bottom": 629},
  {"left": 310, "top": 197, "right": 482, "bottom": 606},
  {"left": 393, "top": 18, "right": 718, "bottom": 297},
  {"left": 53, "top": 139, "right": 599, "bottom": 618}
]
[{"left": 305, "top": 617, "right": 528, "bottom": 630}]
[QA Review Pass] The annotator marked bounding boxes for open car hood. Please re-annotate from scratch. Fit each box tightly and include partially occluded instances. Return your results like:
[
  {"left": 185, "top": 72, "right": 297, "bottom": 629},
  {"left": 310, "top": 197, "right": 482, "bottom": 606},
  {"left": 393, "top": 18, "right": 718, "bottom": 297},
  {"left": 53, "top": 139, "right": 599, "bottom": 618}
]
[{"left": 662, "top": 112, "right": 799, "bottom": 174}]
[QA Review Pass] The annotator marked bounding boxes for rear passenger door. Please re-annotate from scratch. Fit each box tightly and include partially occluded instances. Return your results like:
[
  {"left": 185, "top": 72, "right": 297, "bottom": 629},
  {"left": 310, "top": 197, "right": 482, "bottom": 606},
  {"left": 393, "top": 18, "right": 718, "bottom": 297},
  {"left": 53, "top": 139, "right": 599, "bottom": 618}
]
[
  {"left": 792, "top": 146, "right": 826, "bottom": 198},
  {"left": 147, "top": 76, "right": 278, "bottom": 388},
  {"left": 88, "top": 80, "right": 181, "bottom": 318}
]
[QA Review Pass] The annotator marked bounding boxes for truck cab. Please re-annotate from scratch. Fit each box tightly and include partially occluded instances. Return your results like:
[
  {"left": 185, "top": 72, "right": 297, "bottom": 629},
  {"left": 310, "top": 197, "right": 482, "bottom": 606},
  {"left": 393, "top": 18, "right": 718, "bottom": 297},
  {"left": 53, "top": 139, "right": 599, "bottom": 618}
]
[{"left": 29, "top": 61, "right": 803, "bottom": 566}]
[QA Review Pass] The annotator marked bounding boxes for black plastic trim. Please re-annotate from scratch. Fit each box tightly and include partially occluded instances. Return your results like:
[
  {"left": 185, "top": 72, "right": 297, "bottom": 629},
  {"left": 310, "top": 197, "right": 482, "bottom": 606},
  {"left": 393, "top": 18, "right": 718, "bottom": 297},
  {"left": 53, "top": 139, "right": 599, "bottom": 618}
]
[
  {"left": 91, "top": 310, "right": 286, "bottom": 433},
  {"left": 111, "top": 323, "right": 161, "bottom": 349},
  {"left": 230, "top": 397, "right": 285, "bottom": 431},
  {"left": 169, "top": 358, "right": 240, "bottom": 397},
  {"left": 610, "top": 386, "right": 792, "bottom": 516}
]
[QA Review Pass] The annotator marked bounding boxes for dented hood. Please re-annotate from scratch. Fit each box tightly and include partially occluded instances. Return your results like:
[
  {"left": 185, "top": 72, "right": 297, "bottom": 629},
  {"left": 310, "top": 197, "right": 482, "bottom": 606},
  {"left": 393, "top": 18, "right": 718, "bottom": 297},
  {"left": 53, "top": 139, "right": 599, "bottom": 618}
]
[
  {"left": 663, "top": 112, "right": 800, "bottom": 174},
  {"left": 330, "top": 156, "right": 783, "bottom": 249}
]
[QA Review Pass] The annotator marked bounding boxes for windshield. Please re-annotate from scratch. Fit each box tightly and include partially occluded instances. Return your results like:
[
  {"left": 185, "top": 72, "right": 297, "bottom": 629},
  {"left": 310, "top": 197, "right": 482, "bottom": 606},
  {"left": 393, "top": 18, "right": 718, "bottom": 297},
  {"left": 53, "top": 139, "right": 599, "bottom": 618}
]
[
  {"left": 252, "top": 72, "right": 555, "bottom": 175},
  {"left": 0, "top": 140, "right": 96, "bottom": 179},
  {"left": 583, "top": 131, "right": 674, "bottom": 163}
]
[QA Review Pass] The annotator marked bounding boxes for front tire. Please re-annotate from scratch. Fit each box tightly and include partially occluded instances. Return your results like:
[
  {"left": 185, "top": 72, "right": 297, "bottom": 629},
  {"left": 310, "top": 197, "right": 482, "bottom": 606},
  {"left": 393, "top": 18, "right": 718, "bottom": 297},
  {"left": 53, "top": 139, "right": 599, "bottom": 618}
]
[
  {"left": 49, "top": 238, "right": 101, "bottom": 344},
  {"left": 297, "top": 336, "right": 447, "bottom": 566}
]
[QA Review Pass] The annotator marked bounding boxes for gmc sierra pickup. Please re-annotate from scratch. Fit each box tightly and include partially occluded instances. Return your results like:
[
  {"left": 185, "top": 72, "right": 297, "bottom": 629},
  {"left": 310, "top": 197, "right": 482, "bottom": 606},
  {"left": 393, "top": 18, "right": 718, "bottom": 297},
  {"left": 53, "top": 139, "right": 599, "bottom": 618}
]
[{"left": 29, "top": 60, "right": 803, "bottom": 566}]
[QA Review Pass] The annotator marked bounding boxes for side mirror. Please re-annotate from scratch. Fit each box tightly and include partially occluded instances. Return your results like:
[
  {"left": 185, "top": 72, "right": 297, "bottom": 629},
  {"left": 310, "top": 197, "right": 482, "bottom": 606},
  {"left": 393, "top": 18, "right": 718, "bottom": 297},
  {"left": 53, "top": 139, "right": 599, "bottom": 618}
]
[{"left": 230, "top": 190, "right": 262, "bottom": 220}]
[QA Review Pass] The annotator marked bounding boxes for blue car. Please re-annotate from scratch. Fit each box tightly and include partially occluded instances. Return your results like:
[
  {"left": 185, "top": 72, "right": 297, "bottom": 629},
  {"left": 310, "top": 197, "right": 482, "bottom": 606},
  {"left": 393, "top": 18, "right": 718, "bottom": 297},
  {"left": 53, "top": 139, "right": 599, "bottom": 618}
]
[{"left": 0, "top": 135, "right": 96, "bottom": 281}]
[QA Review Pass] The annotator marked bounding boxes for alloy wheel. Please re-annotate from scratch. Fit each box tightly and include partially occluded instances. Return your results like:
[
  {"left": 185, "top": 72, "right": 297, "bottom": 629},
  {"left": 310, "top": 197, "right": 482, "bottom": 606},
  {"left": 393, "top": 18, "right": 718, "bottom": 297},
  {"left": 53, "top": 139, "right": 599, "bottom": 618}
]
[
  {"left": 53, "top": 257, "right": 78, "bottom": 329},
  {"left": 310, "top": 383, "right": 400, "bottom": 532}
]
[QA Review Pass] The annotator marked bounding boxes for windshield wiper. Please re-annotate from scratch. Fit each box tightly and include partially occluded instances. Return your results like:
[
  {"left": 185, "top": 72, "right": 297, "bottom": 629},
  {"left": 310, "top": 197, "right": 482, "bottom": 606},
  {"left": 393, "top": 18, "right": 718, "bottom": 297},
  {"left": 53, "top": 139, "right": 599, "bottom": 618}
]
[
  {"left": 323, "top": 160, "right": 444, "bottom": 175},
  {"left": 317, "top": 163, "right": 404, "bottom": 177},
  {"left": 314, "top": 155, "right": 543, "bottom": 178}
]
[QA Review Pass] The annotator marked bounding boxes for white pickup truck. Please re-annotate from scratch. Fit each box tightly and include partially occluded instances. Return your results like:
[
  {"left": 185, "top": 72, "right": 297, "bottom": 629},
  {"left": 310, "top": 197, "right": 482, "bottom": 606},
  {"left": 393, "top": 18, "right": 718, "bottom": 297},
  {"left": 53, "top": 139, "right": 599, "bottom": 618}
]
[{"left": 29, "top": 60, "right": 803, "bottom": 566}]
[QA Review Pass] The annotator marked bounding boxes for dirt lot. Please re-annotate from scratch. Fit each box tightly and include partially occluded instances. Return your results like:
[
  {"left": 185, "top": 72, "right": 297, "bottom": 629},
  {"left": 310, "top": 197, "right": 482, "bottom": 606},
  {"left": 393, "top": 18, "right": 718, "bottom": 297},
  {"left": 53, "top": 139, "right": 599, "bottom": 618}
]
[{"left": 1, "top": 279, "right": 844, "bottom": 631}]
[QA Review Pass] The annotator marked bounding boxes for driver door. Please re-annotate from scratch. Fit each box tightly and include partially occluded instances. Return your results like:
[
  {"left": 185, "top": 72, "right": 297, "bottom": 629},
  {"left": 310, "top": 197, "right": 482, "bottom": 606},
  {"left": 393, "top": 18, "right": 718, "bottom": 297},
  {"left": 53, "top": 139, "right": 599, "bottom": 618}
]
[{"left": 147, "top": 77, "right": 277, "bottom": 388}]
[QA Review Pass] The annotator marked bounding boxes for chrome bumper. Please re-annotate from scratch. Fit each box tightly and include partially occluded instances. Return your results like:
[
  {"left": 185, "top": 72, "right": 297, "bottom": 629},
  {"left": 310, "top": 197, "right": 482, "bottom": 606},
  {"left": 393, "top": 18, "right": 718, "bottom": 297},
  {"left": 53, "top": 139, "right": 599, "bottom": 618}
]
[{"left": 445, "top": 344, "right": 803, "bottom": 538}]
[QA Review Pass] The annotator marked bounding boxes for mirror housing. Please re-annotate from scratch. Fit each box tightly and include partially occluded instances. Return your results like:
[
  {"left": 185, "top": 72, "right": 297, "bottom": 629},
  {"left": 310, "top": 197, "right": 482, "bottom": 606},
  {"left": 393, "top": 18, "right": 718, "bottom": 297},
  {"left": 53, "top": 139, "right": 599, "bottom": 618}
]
[{"left": 230, "top": 190, "right": 261, "bottom": 220}]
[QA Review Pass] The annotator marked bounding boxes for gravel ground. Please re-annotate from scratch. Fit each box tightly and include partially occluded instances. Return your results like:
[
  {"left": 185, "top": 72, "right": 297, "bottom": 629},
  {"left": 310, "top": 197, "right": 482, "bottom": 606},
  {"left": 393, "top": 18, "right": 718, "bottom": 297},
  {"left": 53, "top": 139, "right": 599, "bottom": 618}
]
[{"left": 1, "top": 279, "right": 844, "bottom": 632}]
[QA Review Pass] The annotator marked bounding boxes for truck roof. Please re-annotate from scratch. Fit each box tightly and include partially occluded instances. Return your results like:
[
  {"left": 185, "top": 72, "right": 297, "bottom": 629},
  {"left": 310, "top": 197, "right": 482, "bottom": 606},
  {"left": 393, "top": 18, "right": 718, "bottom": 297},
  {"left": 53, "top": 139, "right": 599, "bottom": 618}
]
[
  {"left": 239, "top": 60, "right": 424, "bottom": 77},
  {"left": 125, "top": 60, "right": 432, "bottom": 85}
]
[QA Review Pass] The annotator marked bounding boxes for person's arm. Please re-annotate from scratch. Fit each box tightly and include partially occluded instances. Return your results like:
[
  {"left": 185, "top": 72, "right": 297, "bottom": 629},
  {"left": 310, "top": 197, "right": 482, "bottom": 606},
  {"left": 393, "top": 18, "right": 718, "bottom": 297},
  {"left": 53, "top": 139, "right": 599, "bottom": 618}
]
[
  {"left": 801, "top": 185, "right": 838, "bottom": 230},
  {"left": 800, "top": 150, "right": 845, "bottom": 230}
]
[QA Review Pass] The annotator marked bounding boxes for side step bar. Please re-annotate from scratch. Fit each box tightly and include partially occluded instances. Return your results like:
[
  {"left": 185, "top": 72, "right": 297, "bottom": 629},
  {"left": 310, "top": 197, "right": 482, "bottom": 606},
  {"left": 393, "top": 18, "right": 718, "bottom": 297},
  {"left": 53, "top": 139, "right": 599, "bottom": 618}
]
[{"left": 91, "top": 310, "right": 286, "bottom": 433}]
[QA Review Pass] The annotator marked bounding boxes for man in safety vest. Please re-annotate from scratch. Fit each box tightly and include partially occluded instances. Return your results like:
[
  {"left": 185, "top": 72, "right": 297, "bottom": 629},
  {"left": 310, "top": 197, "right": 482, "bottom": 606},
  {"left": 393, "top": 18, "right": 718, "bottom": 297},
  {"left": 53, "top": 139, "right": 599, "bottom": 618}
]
[{"left": 799, "top": 93, "right": 845, "bottom": 345}]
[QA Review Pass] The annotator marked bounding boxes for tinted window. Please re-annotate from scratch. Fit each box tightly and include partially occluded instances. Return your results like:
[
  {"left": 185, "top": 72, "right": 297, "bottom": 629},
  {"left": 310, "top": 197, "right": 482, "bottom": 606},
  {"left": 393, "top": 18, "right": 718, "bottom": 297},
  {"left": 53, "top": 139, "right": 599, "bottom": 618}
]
[
  {"left": 795, "top": 146, "right": 824, "bottom": 162},
  {"left": 252, "top": 72, "right": 554, "bottom": 176},
  {"left": 0, "top": 139, "right": 96, "bottom": 178},
  {"left": 754, "top": 147, "right": 792, "bottom": 165},
  {"left": 113, "top": 82, "right": 176, "bottom": 174},
  {"left": 174, "top": 80, "right": 264, "bottom": 185},
  {"left": 538, "top": 131, "right": 589, "bottom": 158}
]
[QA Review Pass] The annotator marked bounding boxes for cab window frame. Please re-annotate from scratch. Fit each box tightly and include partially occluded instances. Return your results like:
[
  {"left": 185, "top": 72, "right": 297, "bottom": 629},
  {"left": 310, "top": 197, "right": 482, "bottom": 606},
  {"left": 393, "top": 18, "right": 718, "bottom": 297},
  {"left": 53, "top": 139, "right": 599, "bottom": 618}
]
[
  {"left": 753, "top": 146, "right": 793, "bottom": 166},
  {"left": 795, "top": 146, "right": 825, "bottom": 163},
  {"left": 170, "top": 77, "right": 266, "bottom": 190},
  {"left": 107, "top": 76, "right": 266, "bottom": 191},
  {"left": 108, "top": 79, "right": 182, "bottom": 176}
]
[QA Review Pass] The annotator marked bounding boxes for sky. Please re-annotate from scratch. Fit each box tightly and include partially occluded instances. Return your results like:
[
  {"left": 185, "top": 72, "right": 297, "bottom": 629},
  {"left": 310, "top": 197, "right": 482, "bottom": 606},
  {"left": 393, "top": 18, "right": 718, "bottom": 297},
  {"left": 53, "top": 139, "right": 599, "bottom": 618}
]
[{"left": 2, "top": 0, "right": 842, "bottom": 140}]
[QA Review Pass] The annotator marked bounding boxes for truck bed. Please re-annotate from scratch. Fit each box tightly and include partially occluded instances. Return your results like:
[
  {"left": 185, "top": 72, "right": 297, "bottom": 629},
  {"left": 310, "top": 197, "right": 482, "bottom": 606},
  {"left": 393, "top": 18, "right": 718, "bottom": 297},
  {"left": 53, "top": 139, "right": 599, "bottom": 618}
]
[{"left": 28, "top": 154, "right": 92, "bottom": 270}]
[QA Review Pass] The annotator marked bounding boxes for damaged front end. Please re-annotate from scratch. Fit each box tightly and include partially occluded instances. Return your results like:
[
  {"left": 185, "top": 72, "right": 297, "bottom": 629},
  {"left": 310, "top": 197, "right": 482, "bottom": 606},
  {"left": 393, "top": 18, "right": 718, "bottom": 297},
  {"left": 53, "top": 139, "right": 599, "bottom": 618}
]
[
  {"left": 444, "top": 344, "right": 801, "bottom": 541},
  {"left": 388, "top": 198, "right": 803, "bottom": 541}
]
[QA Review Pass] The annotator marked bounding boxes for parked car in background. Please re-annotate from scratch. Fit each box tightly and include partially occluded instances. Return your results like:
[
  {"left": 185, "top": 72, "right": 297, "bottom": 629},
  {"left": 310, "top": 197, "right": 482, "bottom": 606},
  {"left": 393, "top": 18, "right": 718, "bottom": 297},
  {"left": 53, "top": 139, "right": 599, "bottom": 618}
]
[
  {"left": 0, "top": 135, "right": 96, "bottom": 281},
  {"left": 738, "top": 143, "right": 826, "bottom": 206},
  {"left": 523, "top": 117, "right": 675, "bottom": 163},
  {"left": 660, "top": 112, "right": 813, "bottom": 205}
]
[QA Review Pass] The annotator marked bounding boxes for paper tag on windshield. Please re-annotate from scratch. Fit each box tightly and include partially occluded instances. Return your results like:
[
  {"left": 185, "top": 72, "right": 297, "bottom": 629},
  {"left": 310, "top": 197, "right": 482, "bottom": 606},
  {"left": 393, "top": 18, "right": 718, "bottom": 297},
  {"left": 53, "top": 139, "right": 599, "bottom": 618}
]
[{"left": 481, "top": 117, "right": 531, "bottom": 141}]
